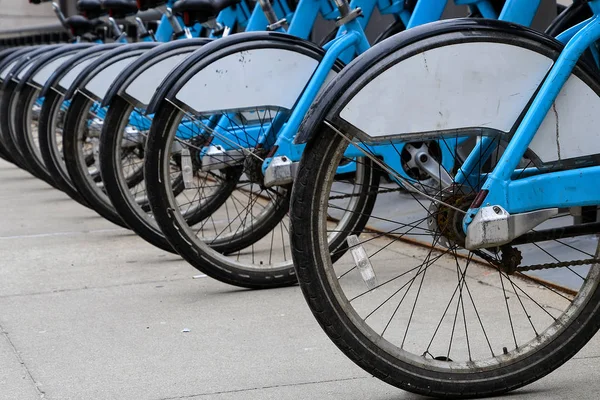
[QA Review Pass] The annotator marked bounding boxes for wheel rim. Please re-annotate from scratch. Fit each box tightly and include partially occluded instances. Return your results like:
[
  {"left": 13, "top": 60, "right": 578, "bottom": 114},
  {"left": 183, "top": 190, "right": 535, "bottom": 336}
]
[
  {"left": 310, "top": 123, "right": 600, "bottom": 372},
  {"left": 156, "top": 105, "right": 376, "bottom": 273}
]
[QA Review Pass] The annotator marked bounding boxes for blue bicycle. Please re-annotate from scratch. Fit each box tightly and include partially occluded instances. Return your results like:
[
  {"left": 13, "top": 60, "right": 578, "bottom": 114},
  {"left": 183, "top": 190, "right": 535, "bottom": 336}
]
[
  {"left": 142, "top": 0, "right": 579, "bottom": 288},
  {"left": 96, "top": 0, "right": 411, "bottom": 253},
  {"left": 0, "top": 0, "right": 135, "bottom": 194},
  {"left": 0, "top": 0, "right": 133, "bottom": 184},
  {"left": 290, "top": 0, "right": 600, "bottom": 396},
  {"left": 21, "top": 0, "right": 205, "bottom": 215}
]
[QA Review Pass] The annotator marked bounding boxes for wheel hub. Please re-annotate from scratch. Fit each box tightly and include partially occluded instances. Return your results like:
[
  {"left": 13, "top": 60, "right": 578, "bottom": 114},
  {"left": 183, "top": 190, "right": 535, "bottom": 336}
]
[
  {"left": 401, "top": 141, "right": 446, "bottom": 193},
  {"left": 244, "top": 147, "right": 268, "bottom": 185},
  {"left": 428, "top": 190, "right": 474, "bottom": 248}
]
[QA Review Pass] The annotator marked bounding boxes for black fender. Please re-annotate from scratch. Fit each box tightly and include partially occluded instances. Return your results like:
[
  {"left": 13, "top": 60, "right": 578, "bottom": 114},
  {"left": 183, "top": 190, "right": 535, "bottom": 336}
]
[
  {"left": 1, "top": 44, "right": 64, "bottom": 89},
  {"left": 146, "top": 31, "right": 343, "bottom": 114},
  {"left": 101, "top": 38, "right": 211, "bottom": 108},
  {"left": 0, "top": 47, "right": 23, "bottom": 65},
  {"left": 17, "top": 43, "right": 96, "bottom": 91},
  {"left": 40, "top": 43, "right": 123, "bottom": 98},
  {"left": 294, "top": 18, "right": 584, "bottom": 144},
  {"left": 64, "top": 41, "right": 158, "bottom": 101},
  {"left": 0, "top": 47, "right": 39, "bottom": 84}
]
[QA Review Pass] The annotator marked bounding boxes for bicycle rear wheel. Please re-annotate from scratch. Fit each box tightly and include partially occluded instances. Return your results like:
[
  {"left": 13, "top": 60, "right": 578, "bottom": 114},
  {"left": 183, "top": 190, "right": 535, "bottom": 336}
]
[
  {"left": 62, "top": 93, "right": 127, "bottom": 227},
  {"left": 13, "top": 85, "right": 57, "bottom": 186},
  {"left": 0, "top": 81, "right": 35, "bottom": 174},
  {"left": 291, "top": 21, "right": 600, "bottom": 398},
  {"left": 144, "top": 34, "right": 377, "bottom": 288},
  {"left": 99, "top": 96, "right": 224, "bottom": 252},
  {"left": 38, "top": 90, "right": 89, "bottom": 206}
]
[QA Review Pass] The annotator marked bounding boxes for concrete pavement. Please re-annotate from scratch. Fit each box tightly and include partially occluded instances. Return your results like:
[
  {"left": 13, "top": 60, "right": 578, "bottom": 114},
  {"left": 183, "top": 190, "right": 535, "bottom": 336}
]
[{"left": 2, "top": 158, "right": 600, "bottom": 400}]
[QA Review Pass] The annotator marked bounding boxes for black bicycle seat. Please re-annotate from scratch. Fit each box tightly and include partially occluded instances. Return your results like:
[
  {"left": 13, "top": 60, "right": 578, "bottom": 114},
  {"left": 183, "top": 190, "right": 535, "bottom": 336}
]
[
  {"left": 136, "top": 0, "right": 168, "bottom": 11},
  {"left": 29, "top": 0, "right": 52, "bottom": 4},
  {"left": 77, "top": 0, "right": 108, "bottom": 19},
  {"left": 172, "top": 0, "right": 240, "bottom": 25},
  {"left": 65, "top": 15, "right": 104, "bottom": 36},
  {"left": 102, "top": 0, "right": 139, "bottom": 18}
]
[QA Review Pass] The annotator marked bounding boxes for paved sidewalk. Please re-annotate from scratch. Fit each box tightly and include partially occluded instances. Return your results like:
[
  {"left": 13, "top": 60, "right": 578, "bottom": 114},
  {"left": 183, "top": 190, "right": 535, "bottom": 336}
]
[{"left": 1, "top": 158, "right": 600, "bottom": 400}]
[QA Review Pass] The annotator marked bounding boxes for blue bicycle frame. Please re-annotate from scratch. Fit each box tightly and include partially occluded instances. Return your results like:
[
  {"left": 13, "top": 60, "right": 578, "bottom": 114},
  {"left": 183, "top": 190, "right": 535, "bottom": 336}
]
[
  {"left": 257, "top": 0, "right": 541, "bottom": 180},
  {"left": 118, "top": 1, "right": 254, "bottom": 129},
  {"left": 172, "top": 0, "right": 400, "bottom": 146},
  {"left": 460, "top": 0, "right": 600, "bottom": 234},
  {"left": 199, "top": 0, "right": 515, "bottom": 165}
]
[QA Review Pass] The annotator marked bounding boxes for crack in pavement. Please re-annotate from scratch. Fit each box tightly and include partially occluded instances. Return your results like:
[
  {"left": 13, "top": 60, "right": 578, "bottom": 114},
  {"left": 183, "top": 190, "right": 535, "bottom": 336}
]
[
  {"left": 572, "top": 354, "right": 600, "bottom": 361},
  {"left": 0, "top": 228, "right": 126, "bottom": 240},
  {"left": 0, "top": 277, "right": 192, "bottom": 300},
  {"left": 156, "top": 376, "right": 370, "bottom": 400},
  {"left": 1, "top": 321, "right": 46, "bottom": 399}
]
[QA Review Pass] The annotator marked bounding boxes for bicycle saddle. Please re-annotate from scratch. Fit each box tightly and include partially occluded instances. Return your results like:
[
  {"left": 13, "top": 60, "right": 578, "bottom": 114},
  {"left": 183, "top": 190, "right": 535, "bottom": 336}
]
[
  {"left": 65, "top": 15, "right": 104, "bottom": 36},
  {"left": 136, "top": 0, "right": 167, "bottom": 11},
  {"left": 77, "top": 0, "right": 108, "bottom": 19},
  {"left": 172, "top": 0, "right": 240, "bottom": 25},
  {"left": 28, "top": 0, "right": 51, "bottom": 4},
  {"left": 102, "top": 0, "right": 139, "bottom": 18}
]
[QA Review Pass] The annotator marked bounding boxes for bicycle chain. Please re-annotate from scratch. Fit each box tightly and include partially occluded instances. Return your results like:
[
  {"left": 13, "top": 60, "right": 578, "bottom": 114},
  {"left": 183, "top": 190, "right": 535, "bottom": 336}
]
[{"left": 473, "top": 249, "right": 599, "bottom": 273}]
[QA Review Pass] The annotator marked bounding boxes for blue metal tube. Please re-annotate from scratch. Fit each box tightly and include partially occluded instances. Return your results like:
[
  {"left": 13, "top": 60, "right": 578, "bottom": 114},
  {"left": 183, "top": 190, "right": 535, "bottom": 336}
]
[
  {"left": 276, "top": 32, "right": 362, "bottom": 144},
  {"left": 486, "top": 15, "right": 600, "bottom": 186}
]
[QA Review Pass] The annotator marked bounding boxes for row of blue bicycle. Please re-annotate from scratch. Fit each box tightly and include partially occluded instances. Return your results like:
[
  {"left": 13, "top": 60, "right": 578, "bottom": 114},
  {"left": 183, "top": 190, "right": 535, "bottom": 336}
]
[{"left": 3, "top": 0, "right": 600, "bottom": 397}]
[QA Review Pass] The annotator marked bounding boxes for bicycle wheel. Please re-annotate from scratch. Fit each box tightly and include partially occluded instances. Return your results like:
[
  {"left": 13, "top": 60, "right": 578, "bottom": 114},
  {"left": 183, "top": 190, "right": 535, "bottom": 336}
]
[
  {"left": 99, "top": 96, "right": 199, "bottom": 252},
  {"left": 144, "top": 33, "right": 377, "bottom": 288},
  {"left": 291, "top": 21, "right": 600, "bottom": 398},
  {"left": 62, "top": 92, "right": 127, "bottom": 227},
  {"left": 13, "top": 85, "right": 57, "bottom": 186},
  {"left": 0, "top": 80, "right": 33, "bottom": 173},
  {"left": 0, "top": 47, "right": 22, "bottom": 164},
  {"left": 97, "top": 38, "right": 210, "bottom": 253},
  {"left": 38, "top": 90, "right": 89, "bottom": 206}
]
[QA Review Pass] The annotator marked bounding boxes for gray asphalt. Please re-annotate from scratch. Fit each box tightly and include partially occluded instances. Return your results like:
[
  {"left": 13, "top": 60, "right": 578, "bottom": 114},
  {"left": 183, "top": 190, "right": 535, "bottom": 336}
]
[{"left": 2, "top": 158, "right": 600, "bottom": 400}]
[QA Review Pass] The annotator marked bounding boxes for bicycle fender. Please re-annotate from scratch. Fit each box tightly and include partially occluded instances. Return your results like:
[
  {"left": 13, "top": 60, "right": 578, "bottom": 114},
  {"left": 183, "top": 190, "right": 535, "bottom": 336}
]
[
  {"left": 294, "top": 19, "right": 572, "bottom": 145},
  {"left": 0, "top": 47, "right": 40, "bottom": 85},
  {"left": 40, "top": 43, "right": 123, "bottom": 98},
  {"left": 2, "top": 45, "right": 64, "bottom": 89},
  {"left": 102, "top": 38, "right": 210, "bottom": 108},
  {"left": 0, "top": 48, "right": 23, "bottom": 66},
  {"left": 17, "top": 43, "right": 95, "bottom": 91},
  {"left": 64, "top": 41, "right": 158, "bottom": 102},
  {"left": 146, "top": 31, "right": 342, "bottom": 114}
]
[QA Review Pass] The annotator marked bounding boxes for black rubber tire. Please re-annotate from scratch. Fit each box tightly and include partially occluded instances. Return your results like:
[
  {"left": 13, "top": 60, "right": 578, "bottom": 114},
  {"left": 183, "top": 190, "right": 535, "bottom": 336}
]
[
  {"left": 13, "top": 85, "right": 58, "bottom": 187},
  {"left": 62, "top": 92, "right": 128, "bottom": 228},
  {"left": 145, "top": 99, "right": 288, "bottom": 242},
  {"left": 291, "top": 128, "right": 600, "bottom": 398},
  {"left": 290, "top": 22, "right": 600, "bottom": 398},
  {"left": 99, "top": 96, "right": 178, "bottom": 252},
  {"left": 0, "top": 134, "right": 15, "bottom": 164},
  {"left": 145, "top": 97, "right": 297, "bottom": 288},
  {"left": 38, "top": 90, "right": 90, "bottom": 206},
  {"left": 546, "top": 1, "right": 591, "bottom": 37},
  {"left": 0, "top": 83, "right": 36, "bottom": 174}
]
